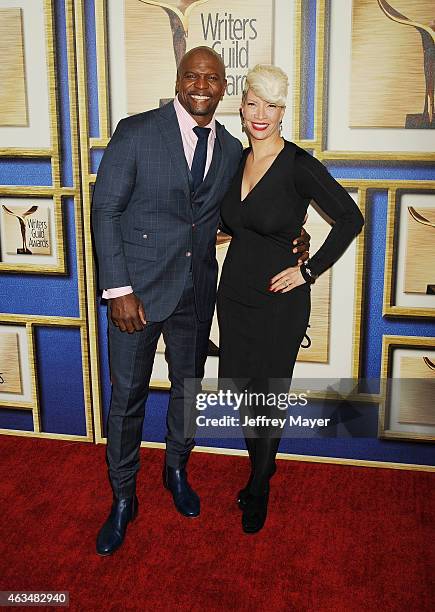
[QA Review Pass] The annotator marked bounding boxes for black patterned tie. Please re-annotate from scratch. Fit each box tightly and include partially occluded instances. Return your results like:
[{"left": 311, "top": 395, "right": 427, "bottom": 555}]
[{"left": 191, "top": 126, "right": 211, "bottom": 192}]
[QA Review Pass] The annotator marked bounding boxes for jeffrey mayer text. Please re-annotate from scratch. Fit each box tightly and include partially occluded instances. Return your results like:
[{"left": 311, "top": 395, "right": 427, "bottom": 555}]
[{"left": 196, "top": 415, "right": 331, "bottom": 428}]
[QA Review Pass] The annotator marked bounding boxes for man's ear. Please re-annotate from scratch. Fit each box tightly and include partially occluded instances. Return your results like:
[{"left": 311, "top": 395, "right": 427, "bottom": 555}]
[{"left": 221, "top": 79, "right": 227, "bottom": 99}]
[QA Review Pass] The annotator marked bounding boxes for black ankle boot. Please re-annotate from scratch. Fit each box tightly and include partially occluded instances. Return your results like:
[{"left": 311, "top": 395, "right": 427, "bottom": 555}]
[
  {"left": 242, "top": 487, "right": 269, "bottom": 534},
  {"left": 237, "top": 462, "right": 276, "bottom": 510},
  {"left": 237, "top": 478, "right": 252, "bottom": 510},
  {"left": 96, "top": 495, "right": 138, "bottom": 556},
  {"left": 163, "top": 464, "right": 200, "bottom": 517}
]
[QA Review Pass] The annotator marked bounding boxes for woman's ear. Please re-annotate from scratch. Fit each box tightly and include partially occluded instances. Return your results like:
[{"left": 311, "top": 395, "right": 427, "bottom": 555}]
[{"left": 239, "top": 108, "right": 245, "bottom": 129}]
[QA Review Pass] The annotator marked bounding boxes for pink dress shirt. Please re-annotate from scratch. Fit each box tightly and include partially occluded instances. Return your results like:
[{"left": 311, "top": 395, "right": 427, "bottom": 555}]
[{"left": 102, "top": 96, "right": 216, "bottom": 299}]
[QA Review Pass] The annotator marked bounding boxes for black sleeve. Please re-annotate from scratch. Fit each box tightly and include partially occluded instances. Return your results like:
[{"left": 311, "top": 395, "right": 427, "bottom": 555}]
[
  {"left": 218, "top": 140, "right": 245, "bottom": 236},
  {"left": 294, "top": 149, "right": 364, "bottom": 277},
  {"left": 218, "top": 219, "right": 233, "bottom": 236}
]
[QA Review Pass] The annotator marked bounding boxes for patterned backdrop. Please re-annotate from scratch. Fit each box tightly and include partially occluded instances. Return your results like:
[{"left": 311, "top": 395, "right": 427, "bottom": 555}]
[{"left": 0, "top": 0, "right": 434, "bottom": 467}]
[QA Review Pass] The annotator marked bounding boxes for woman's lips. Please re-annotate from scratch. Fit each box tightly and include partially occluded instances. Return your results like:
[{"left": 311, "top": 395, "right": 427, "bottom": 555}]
[{"left": 251, "top": 123, "right": 269, "bottom": 131}]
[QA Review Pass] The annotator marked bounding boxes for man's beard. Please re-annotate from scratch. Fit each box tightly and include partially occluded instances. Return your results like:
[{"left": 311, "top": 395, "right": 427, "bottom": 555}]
[{"left": 189, "top": 107, "right": 213, "bottom": 116}]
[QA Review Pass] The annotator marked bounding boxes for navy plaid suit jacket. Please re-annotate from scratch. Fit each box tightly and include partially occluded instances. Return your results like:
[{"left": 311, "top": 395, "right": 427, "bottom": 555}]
[{"left": 92, "top": 102, "right": 243, "bottom": 322}]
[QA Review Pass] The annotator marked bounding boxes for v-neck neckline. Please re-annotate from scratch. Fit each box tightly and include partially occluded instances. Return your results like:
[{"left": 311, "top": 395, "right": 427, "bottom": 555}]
[{"left": 240, "top": 140, "right": 286, "bottom": 203}]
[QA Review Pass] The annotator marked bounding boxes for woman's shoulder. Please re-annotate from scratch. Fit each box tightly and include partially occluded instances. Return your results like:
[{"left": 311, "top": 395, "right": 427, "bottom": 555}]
[
  {"left": 284, "top": 140, "right": 326, "bottom": 174},
  {"left": 283, "top": 139, "right": 312, "bottom": 160},
  {"left": 277, "top": 140, "right": 313, "bottom": 172}
]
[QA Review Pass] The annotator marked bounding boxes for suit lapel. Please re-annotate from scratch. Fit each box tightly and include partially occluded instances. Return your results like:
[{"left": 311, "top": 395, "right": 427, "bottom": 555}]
[{"left": 156, "top": 103, "right": 191, "bottom": 200}]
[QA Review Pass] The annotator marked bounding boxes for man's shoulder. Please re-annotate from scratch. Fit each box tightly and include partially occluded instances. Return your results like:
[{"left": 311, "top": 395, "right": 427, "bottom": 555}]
[{"left": 115, "top": 107, "right": 162, "bottom": 131}]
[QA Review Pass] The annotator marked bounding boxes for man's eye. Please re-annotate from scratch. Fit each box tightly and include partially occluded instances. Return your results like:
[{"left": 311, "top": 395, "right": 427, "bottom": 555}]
[
  {"left": 208, "top": 76, "right": 218, "bottom": 81},
  {"left": 184, "top": 74, "right": 196, "bottom": 79}
]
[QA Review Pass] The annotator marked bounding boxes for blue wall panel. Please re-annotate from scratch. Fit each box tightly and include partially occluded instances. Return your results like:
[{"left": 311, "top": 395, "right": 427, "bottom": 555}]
[
  {"left": 85, "top": 0, "right": 100, "bottom": 139},
  {"left": 35, "top": 327, "right": 86, "bottom": 436},
  {"left": 0, "top": 409, "right": 33, "bottom": 432},
  {"left": 300, "top": 0, "right": 316, "bottom": 140},
  {"left": 0, "top": 160, "right": 52, "bottom": 186},
  {"left": 327, "top": 164, "right": 435, "bottom": 182},
  {"left": 55, "top": 0, "right": 73, "bottom": 188}
]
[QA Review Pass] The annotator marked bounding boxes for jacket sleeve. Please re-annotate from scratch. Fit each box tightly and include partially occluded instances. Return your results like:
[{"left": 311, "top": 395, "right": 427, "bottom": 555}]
[{"left": 91, "top": 118, "right": 137, "bottom": 290}]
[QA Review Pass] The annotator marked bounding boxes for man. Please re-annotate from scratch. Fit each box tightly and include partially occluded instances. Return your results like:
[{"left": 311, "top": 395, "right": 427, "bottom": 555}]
[{"left": 92, "top": 46, "right": 309, "bottom": 556}]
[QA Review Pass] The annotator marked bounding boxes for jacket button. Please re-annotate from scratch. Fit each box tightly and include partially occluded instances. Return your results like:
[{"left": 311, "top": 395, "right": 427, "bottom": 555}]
[
  {"left": 142, "top": 234, "right": 148, "bottom": 239},
  {"left": 186, "top": 251, "right": 192, "bottom": 257}
]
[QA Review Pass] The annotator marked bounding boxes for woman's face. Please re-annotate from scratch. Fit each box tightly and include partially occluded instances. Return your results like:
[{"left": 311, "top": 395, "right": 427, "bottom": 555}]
[{"left": 240, "top": 88, "right": 285, "bottom": 141}]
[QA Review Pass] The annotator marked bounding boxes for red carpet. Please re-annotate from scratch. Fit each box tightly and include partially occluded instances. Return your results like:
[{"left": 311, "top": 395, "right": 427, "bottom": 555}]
[{"left": 0, "top": 436, "right": 434, "bottom": 612}]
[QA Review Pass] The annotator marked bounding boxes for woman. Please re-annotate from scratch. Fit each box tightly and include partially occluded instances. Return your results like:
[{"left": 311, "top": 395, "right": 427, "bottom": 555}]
[{"left": 217, "top": 65, "right": 364, "bottom": 534}]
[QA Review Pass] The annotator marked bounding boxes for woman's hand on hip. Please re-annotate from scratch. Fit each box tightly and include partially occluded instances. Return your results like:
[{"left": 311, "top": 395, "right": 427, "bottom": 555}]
[{"left": 269, "top": 266, "right": 306, "bottom": 293}]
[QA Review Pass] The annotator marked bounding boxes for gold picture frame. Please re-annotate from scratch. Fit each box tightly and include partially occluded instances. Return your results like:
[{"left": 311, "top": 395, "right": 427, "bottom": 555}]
[
  {"left": 0, "top": 317, "right": 94, "bottom": 443},
  {"left": 383, "top": 185, "right": 435, "bottom": 318},
  {"left": 0, "top": 8, "right": 28, "bottom": 127},
  {"left": 0, "top": 0, "right": 60, "bottom": 167},
  {"left": 292, "top": 0, "right": 435, "bottom": 163},
  {"left": 0, "top": 191, "right": 66, "bottom": 274},
  {"left": 0, "top": 323, "right": 35, "bottom": 409},
  {"left": 91, "top": 0, "right": 299, "bottom": 147},
  {"left": 379, "top": 335, "right": 435, "bottom": 441},
  {"left": 81, "top": 0, "right": 298, "bottom": 441}
]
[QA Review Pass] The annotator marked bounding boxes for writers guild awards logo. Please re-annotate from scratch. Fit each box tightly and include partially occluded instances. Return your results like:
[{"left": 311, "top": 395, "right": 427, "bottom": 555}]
[
  {"left": 138, "top": 1, "right": 210, "bottom": 66},
  {"left": 137, "top": 0, "right": 210, "bottom": 106},
  {"left": 408, "top": 206, "right": 435, "bottom": 294},
  {"left": 2, "top": 204, "right": 38, "bottom": 254},
  {"left": 377, "top": 0, "right": 435, "bottom": 129}
]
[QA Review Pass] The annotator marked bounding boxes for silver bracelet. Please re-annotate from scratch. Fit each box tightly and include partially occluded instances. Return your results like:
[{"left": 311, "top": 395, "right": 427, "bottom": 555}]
[{"left": 302, "top": 260, "right": 318, "bottom": 284}]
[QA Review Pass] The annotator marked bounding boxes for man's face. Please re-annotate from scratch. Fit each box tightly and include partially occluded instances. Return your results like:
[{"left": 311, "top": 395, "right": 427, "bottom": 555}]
[{"left": 176, "top": 50, "right": 227, "bottom": 126}]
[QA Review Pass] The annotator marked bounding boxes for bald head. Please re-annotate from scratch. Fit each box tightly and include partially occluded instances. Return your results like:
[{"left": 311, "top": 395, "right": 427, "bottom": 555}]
[{"left": 178, "top": 46, "right": 226, "bottom": 80}]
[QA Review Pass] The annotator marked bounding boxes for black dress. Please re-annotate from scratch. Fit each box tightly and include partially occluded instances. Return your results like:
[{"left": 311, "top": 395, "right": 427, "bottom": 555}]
[{"left": 217, "top": 140, "right": 364, "bottom": 494}]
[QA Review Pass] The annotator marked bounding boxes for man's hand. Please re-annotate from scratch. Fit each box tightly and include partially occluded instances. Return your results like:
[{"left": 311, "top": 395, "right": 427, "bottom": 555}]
[
  {"left": 293, "top": 214, "right": 311, "bottom": 264},
  {"left": 110, "top": 294, "right": 146, "bottom": 333}
]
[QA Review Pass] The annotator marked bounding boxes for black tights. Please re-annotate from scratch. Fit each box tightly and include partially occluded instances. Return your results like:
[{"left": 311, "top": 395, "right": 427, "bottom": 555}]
[
  {"left": 239, "top": 378, "right": 288, "bottom": 496},
  {"left": 244, "top": 435, "right": 280, "bottom": 495}
]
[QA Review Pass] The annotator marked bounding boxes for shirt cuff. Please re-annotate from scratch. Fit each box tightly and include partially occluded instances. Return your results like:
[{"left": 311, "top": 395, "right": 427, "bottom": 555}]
[{"left": 102, "top": 286, "right": 133, "bottom": 299}]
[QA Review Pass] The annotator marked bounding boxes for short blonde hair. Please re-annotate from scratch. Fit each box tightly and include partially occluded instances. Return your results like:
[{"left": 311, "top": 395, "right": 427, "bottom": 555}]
[{"left": 242, "top": 64, "right": 288, "bottom": 106}]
